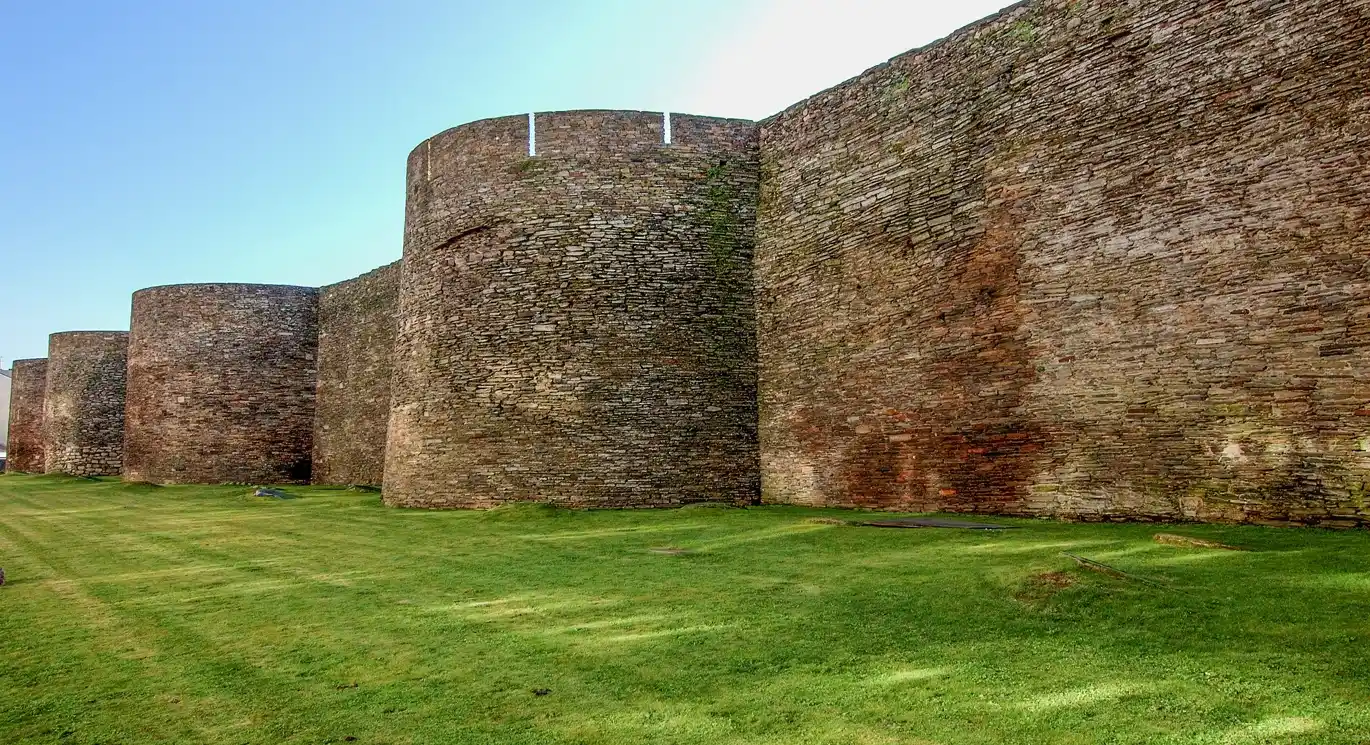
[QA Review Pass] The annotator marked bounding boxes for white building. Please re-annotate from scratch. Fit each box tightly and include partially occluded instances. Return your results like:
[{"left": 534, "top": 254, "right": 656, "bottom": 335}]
[{"left": 0, "top": 365, "right": 11, "bottom": 453}]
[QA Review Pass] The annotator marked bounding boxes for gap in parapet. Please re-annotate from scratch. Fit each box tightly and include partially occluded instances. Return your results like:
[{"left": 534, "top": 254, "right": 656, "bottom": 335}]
[{"left": 524, "top": 111, "right": 677, "bottom": 154}]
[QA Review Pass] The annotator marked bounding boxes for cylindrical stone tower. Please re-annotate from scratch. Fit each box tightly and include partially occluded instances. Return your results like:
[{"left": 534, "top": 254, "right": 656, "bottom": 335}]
[
  {"left": 384, "top": 110, "right": 761, "bottom": 508},
  {"left": 123, "top": 284, "right": 319, "bottom": 484},
  {"left": 43, "top": 332, "right": 128, "bottom": 476},
  {"left": 6, "top": 358, "right": 49, "bottom": 472}
]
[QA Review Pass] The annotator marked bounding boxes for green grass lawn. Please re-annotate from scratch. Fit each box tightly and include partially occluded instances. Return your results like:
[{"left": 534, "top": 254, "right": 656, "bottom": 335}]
[{"left": 1, "top": 474, "right": 1367, "bottom": 744}]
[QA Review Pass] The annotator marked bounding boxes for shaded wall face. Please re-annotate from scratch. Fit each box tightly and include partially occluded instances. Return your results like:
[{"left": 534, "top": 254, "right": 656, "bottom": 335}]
[
  {"left": 385, "top": 112, "right": 761, "bottom": 508},
  {"left": 43, "top": 333, "right": 127, "bottom": 476},
  {"left": 756, "top": 0, "right": 1370, "bottom": 526},
  {"left": 312, "top": 261, "right": 400, "bottom": 486},
  {"left": 124, "top": 285, "right": 319, "bottom": 484},
  {"left": 6, "top": 359, "right": 48, "bottom": 472}
]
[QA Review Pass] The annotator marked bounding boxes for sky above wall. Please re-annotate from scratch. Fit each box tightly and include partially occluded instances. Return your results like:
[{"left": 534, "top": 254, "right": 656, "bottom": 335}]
[{"left": 0, "top": 0, "right": 1012, "bottom": 364}]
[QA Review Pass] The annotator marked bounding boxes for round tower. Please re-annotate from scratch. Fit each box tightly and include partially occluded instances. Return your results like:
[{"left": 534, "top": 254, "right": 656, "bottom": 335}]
[
  {"left": 6, "top": 358, "right": 49, "bottom": 472},
  {"left": 123, "top": 283, "right": 319, "bottom": 484},
  {"left": 43, "top": 332, "right": 128, "bottom": 476},
  {"left": 384, "top": 110, "right": 761, "bottom": 508}
]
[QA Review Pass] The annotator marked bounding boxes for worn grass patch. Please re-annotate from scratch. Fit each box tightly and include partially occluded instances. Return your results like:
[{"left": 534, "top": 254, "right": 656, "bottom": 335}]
[
  {"left": 478, "top": 501, "right": 575, "bottom": 522},
  {"left": 0, "top": 473, "right": 1367, "bottom": 743}
]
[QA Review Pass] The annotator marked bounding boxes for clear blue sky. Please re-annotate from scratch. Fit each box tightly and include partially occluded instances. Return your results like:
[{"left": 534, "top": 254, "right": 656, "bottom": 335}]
[{"left": 0, "top": 0, "right": 1011, "bottom": 364}]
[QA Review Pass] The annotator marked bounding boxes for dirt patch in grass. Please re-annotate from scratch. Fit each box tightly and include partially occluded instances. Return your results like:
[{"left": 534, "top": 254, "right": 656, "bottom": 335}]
[
  {"left": 1013, "top": 571, "right": 1079, "bottom": 605},
  {"left": 119, "top": 479, "right": 163, "bottom": 491},
  {"left": 1153, "top": 533, "right": 1245, "bottom": 551},
  {"left": 478, "top": 502, "right": 574, "bottom": 521}
]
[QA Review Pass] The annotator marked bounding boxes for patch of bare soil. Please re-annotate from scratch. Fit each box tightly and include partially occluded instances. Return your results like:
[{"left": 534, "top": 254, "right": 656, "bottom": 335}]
[
  {"left": 1013, "top": 571, "right": 1078, "bottom": 605},
  {"left": 1154, "top": 533, "right": 1245, "bottom": 551}
]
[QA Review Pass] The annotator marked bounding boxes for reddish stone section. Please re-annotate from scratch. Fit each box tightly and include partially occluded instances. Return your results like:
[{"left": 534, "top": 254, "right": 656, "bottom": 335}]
[
  {"left": 312, "top": 261, "right": 400, "bottom": 486},
  {"left": 756, "top": 0, "right": 1370, "bottom": 526},
  {"left": 124, "top": 284, "right": 319, "bottom": 484},
  {"left": 384, "top": 110, "right": 760, "bottom": 508},
  {"left": 5, "top": 359, "right": 48, "bottom": 472},
  {"left": 43, "top": 332, "right": 128, "bottom": 476}
]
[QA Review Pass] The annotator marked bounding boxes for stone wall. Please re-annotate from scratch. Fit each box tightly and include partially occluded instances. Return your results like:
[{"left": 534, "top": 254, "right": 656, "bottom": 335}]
[
  {"left": 384, "top": 110, "right": 761, "bottom": 508},
  {"left": 312, "top": 261, "right": 400, "bottom": 486},
  {"left": 5, "top": 359, "right": 48, "bottom": 472},
  {"left": 42, "top": 332, "right": 128, "bottom": 476},
  {"left": 10, "top": 0, "right": 1369, "bottom": 526},
  {"left": 124, "top": 284, "right": 319, "bottom": 484},
  {"left": 755, "top": 0, "right": 1370, "bottom": 526}
]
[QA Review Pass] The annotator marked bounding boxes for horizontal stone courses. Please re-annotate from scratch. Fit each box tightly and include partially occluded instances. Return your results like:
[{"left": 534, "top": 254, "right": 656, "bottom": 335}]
[
  {"left": 9, "top": 3, "right": 1369, "bottom": 529},
  {"left": 753, "top": 0, "right": 1370, "bottom": 527},
  {"left": 386, "top": 109, "right": 761, "bottom": 509},
  {"left": 43, "top": 331, "right": 127, "bottom": 477},
  {"left": 124, "top": 283, "right": 320, "bottom": 485},
  {"left": 5, "top": 359, "right": 48, "bottom": 473}
]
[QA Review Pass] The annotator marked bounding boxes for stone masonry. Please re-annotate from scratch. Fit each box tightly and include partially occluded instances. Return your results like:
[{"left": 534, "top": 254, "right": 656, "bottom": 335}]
[
  {"left": 8, "top": 0, "right": 1368, "bottom": 526},
  {"left": 383, "top": 111, "right": 761, "bottom": 508},
  {"left": 5, "top": 359, "right": 48, "bottom": 472},
  {"left": 43, "top": 332, "right": 128, "bottom": 476},
  {"left": 312, "top": 261, "right": 400, "bottom": 486},
  {"left": 755, "top": 0, "right": 1370, "bottom": 526},
  {"left": 123, "top": 284, "right": 319, "bottom": 484}
]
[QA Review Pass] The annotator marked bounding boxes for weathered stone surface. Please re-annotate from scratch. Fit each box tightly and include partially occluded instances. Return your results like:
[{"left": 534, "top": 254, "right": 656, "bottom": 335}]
[
  {"left": 312, "top": 261, "right": 399, "bottom": 486},
  {"left": 384, "top": 110, "right": 761, "bottom": 508},
  {"left": 12, "top": 0, "right": 1369, "bottom": 528},
  {"left": 124, "top": 284, "right": 319, "bottom": 484},
  {"left": 755, "top": 0, "right": 1370, "bottom": 527},
  {"left": 5, "top": 359, "right": 48, "bottom": 472},
  {"left": 43, "top": 332, "right": 127, "bottom": 476}
]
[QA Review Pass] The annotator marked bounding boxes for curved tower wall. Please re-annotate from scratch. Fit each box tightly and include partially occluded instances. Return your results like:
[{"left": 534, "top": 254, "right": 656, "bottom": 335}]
[
  {"left": 43, "top": 332, "right": 128, "bottom": 476},
  {"left": 124, "top": 284, "right": 319, "bottom": 484},
  {"left": 312, "top": 261, "right": 400, "bottom": 486},
  {"left": 384, "top": 110, "right": 761, "bottom": 508},
  {"left": 6, "top": 359, "right": 48, "bottom": 472}
]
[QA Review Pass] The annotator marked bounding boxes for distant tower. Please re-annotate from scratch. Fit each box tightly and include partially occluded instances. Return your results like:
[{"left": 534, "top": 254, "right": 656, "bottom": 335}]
[
  {"left": 123, "top": 284, "right": 319, "bottom": 484},
  {"left": 43, "top": 331, "right": 128, "bottom": 476},
  {"left": 384, "top": 110, "right": 761, "bottom": 508},
  {"left": 6, "top": 359, "right": 48, "bottom": 472}
]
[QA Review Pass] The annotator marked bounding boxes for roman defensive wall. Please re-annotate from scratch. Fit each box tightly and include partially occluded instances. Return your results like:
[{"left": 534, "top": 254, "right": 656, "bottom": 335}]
[
  {"left": 5, "top": 359, "right": 48, "bottom": 473},
  {"left": 6, "top": 0, "right": 1368, "bottom": 527},
  {"left": 755, "top": 0, "right": 1370, "bottom": 526},
  {"left": 123, "top": 284, "right": 320, "bottom": 484},
  {"left": 383, "top": 111, "right": 761, "bottom": 508},
  {"left": 42, "top": 332, "right": 128, "bottom": 476}
]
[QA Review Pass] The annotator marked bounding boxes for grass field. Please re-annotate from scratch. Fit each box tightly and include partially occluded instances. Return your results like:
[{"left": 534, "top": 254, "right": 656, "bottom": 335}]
[{"left": 0, "top": 474, "right": 1367, "bottom": 744}]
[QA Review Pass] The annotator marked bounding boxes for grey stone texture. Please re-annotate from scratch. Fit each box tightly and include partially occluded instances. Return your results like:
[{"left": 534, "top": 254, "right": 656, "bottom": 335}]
[
  {"left": 755, "top": 0, "right": 1370, "bottom": 526},
  {"left": 383, "top": 110, "right": 761, "bottom": 508},
  {"left": 5, "top": 359, "right": 48, "bottom": 472},
  {"left": 312, "top": 261, "right": 400, "bottom": 486},
  {"left": 123, "top": 284, "right": 320, "bottom": 484},
  {"left": 43, "top": 332, "right": 128, "bottom": 476}
]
